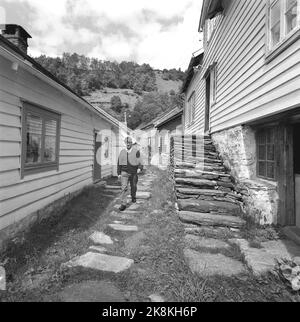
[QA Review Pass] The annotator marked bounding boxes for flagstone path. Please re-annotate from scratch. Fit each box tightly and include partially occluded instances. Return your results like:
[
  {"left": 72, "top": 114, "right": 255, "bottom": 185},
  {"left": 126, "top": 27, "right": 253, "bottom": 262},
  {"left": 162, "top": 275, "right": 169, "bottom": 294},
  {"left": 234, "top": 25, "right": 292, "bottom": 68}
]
[
  {"left": 58, "top": 169, "right": 253, "bottom": 302},
  {"left": 2, "top": 167, "right": 300, "bottom": 302}
]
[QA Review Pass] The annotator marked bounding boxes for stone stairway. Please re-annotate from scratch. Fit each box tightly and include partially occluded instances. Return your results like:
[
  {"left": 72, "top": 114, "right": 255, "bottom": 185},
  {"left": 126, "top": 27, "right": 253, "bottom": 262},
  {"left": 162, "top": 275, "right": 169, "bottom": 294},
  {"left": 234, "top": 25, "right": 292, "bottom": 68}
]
[{"left": 173, "top": 135, "right": 246, "bottom": 229}]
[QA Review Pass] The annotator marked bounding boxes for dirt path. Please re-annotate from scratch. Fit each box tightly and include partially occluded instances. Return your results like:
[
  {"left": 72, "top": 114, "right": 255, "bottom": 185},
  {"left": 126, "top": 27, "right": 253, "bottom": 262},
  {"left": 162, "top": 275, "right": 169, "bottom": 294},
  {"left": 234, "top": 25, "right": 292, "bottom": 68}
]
[{"left": 0, "top": 168, "right": 299, "bottom": 302}]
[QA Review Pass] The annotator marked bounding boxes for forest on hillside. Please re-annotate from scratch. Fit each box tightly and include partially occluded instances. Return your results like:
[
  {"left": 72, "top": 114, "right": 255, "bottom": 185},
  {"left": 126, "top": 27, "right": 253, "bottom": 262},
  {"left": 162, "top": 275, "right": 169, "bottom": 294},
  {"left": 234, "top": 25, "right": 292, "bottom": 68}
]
[
  {"left": 127, "top": 91, "right": 184, "bottom": 129},
  {"left": 35, "top": 53, "right": 185, "bottom": 96}
]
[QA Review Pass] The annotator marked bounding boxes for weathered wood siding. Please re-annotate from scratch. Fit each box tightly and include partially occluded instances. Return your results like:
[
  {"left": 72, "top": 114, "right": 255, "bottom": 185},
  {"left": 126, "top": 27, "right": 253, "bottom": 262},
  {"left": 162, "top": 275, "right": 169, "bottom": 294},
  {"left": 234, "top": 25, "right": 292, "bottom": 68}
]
[
  {"left": 0, "top": 54, "right": 114, "bottom": 231},
  {"left": 185, "top": 0, "right": 300, "bottom": 134}
]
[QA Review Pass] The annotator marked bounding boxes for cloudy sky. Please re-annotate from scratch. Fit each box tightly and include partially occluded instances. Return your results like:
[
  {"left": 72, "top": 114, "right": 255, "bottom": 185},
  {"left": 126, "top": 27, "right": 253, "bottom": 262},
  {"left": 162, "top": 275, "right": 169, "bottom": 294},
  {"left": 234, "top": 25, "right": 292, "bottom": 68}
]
[{"left": 0, "top": 0, "right": 203, "bottom": 70}]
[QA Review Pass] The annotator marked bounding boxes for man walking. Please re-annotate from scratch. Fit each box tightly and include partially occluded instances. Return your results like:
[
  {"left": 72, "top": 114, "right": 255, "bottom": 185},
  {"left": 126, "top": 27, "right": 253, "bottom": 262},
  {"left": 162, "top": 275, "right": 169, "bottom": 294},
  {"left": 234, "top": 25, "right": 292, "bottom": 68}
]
[{"left": 118, "top": 137, "right": 143, "bottom": 211}]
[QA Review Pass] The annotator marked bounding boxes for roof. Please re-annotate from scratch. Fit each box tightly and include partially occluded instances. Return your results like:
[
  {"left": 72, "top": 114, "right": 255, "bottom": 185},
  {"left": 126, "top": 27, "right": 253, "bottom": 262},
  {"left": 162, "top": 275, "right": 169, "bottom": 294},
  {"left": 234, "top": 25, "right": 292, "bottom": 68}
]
[
  {"left": 154, "top": 106, "right": 183, "bottom": 128},
  {"left": 199, "top": 0, "right": 224, "bottom": 30},
  {"left": 181, "top": 52, "right": 204, "bottom": 93},
  {"left": 0, "top": 33, "right": 123, "bottom": 129}
]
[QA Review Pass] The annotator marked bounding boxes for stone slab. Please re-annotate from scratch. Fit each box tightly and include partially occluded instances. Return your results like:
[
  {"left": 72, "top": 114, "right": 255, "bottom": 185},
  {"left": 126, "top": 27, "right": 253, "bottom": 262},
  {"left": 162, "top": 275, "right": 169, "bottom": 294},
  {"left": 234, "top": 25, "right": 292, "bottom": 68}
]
[
  {"left": 230, "top": 238, "right": 300, "bottom": 275},
  {"left": 89, "top": 246, "right": 107, "bottom": 253},
  {"left": 65, "top": 252, "right": 134, "bottom": 273},
  {"left": 58, "top": 281, "right": 125, "bottom": 302},
  {"left": 178, "top": 199, "right": 241, "bottom": 215},
  {"left": 184, "top": 235, "right": 231, "bottom": 250},
  {"left": 149, "top": 294, "right": 165, "bottom": 302},
  {"left": 108, "top": 224, "right": 138, "bottom": 232},
  {"left": 89, "top": 232, "right": 113, "bottom": 245},
  {"left": 179, "top": 211, "right": 245, "bottom": 228},
  {"left": 184, "top": 248, "right": 246, "bottom": 277},
  {"left": 105, "top": 185, "right": 121, "bottom": 190},
  {"left": 136, "top": 191, "right": 151, "bottom": 199},
  {"left": 127, "top": 204, "right": 141, "bottom": 211}
]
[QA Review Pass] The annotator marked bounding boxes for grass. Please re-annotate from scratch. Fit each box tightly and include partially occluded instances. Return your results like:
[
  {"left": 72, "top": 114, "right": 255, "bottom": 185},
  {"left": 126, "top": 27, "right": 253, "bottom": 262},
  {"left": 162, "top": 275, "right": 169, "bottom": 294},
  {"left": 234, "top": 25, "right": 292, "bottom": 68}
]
[{"left": 0, "top": 168, "right": 299, "bottom": 302}]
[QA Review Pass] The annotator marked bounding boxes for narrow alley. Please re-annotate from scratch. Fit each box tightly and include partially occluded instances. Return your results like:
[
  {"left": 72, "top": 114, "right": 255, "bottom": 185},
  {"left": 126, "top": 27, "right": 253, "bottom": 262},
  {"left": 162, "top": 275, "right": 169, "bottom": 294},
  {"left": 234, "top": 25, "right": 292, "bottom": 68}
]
[{"left": 0, "top": 167, "right": 299, "bottom": 302}]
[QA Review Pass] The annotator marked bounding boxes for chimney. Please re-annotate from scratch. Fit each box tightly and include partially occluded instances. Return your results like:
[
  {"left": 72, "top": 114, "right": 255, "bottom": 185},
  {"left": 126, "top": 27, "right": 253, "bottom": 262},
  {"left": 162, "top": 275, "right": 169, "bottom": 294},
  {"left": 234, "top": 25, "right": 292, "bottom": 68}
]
[{"left": 1, "top": 24, "right": 32, "bottom": 54}]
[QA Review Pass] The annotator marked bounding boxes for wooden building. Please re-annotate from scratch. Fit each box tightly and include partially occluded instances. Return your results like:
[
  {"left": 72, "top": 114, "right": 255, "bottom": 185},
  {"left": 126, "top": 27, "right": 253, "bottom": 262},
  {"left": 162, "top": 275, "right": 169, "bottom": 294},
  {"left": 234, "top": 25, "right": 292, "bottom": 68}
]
[
  {"left": 0, "top": 25, "right": 126, "bottom": 246},
  {"left": 183, "top": 0, "right": 300, "bottom": 231}
]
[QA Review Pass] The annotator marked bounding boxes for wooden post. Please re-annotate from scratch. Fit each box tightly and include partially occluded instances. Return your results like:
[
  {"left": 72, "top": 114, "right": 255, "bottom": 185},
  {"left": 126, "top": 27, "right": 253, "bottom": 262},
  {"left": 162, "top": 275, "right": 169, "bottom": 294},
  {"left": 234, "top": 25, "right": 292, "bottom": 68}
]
[{"left": 276, "top": 123, "right": 295, "bottom": 226}]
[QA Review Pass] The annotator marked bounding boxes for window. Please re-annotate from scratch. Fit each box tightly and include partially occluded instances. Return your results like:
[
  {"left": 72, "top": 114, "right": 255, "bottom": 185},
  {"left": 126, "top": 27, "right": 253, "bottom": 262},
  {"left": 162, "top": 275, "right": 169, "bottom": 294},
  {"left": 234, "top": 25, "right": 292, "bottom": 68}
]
[
  {"left": 185, "top": 92, "right": 195, "bottom": 127},
  {"left": 267, "top": 0, "right": 300, "bottom": 51},
  {"left": 21, "top": 102, "right": 61, "bottom": 178},
  {"left": 206, "top": 16, "right": 218, "bottom": 43},
  {"left": 257, "top": 128, "right": 276, "bottom": 180}
]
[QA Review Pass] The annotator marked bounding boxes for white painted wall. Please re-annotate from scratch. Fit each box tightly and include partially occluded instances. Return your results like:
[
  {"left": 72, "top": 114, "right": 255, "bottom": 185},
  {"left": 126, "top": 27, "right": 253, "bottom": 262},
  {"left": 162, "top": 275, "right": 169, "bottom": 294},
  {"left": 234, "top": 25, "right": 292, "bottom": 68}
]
[
  {"left": 0, "top": 53, "right": 117, "bottom": 232},
  {"left": 184, "top": 0, "right": 300, "bottom": 134}
]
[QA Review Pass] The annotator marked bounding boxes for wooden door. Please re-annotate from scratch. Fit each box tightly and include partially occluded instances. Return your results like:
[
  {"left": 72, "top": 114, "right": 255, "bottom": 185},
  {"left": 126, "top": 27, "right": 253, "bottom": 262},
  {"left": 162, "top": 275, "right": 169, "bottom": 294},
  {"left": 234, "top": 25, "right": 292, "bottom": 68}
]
[{"left": 93, "top": 131, "right": 102, "bottom": 182}]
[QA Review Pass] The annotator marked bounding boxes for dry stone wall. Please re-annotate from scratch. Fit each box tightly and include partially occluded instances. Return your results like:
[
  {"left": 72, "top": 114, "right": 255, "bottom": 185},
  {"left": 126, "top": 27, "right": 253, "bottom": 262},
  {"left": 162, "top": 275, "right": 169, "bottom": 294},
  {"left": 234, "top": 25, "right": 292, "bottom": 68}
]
[{"left": 212, "top": 125, "right": 279, "bottom": 225}]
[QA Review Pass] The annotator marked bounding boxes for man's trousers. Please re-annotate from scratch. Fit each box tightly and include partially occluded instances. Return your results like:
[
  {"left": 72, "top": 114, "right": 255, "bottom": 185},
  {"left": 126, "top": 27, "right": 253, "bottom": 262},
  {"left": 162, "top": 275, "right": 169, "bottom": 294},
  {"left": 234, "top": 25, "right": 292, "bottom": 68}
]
[{"left": 120, "top": 171, "right": 138, "bottom": 205}]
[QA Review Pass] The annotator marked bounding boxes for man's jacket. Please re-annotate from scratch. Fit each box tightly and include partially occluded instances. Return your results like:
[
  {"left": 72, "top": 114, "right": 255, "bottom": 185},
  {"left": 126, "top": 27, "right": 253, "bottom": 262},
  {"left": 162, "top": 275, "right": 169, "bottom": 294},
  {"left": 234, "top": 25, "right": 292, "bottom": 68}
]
[{"left": 117, "top": 146, "right": 143, "bottom": 175}]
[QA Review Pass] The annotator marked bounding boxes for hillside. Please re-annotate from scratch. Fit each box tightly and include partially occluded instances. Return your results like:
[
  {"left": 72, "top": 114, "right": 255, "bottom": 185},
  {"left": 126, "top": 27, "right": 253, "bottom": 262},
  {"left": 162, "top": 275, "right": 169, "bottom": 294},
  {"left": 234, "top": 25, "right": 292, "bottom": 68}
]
[
  {"left": 83, "top": 72, "right": 183, "bottom": 111},
  {"left": 34, "top": 53, "right": 186, "bottom": 128},
  {"left": 155, "top": 71, "right": 183, "bottom": 93}
]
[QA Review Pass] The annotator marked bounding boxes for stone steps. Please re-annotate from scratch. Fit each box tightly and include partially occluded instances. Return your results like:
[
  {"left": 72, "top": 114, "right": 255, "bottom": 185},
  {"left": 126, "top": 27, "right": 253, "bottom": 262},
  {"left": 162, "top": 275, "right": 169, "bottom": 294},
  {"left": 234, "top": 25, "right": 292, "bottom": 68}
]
[
  {"left": 173, "top": 134, "right": 245, "bottom": 230},
  {"left": 179, "top": 211, "right": 246, "bottom": 229},
  {"left": 175, "top": 162, "right": 226, "bottom": 172},
  {"left": 177, "top": 199, "right": 242, "bottom": 216},
  {"left": 174, "top": 157, "right": 222, "bottom": 165},
  {"left": 175, "top": 177, "right": 235, "bottom": 191},
  {"left": 174, "top": 169, "right": 232, "bottom": 180},
  {"left": 176, "top": 187, "right": 242, "bottom": 204}
]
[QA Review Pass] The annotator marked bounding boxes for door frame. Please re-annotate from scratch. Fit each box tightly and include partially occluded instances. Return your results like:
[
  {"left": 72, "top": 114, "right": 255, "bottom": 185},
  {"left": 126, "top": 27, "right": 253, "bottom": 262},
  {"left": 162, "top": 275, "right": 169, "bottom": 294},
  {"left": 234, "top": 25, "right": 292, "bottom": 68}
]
[
  {"left": 93, "top": 129, "right": 102, "bottom": 183},
  {"left": 276, "top": 122, "right": 295, "bottom": 226},
  {"left": 204, "top": 73, "right": 211, "bottom": 134}
]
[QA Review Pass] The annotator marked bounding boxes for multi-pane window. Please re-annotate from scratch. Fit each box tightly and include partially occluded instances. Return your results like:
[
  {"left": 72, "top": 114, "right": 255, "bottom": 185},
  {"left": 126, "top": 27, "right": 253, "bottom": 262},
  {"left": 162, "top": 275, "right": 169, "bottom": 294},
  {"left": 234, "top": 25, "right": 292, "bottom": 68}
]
[
  {"left": 22, "top": 102, "right": 60, "bottom": 177},
  {"left": 268, "top": 0, "right": 300, "bottom": 50},
  {"left": 257, "top": 128, "right": 276, "bottom": 180}
]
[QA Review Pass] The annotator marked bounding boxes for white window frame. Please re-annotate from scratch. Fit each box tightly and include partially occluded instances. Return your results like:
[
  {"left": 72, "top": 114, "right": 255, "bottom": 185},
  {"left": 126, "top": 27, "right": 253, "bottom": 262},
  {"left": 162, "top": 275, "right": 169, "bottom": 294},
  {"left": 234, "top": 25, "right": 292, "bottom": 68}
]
[
  {"left": 21, "top": 101, "right": 61, "bottom": 179},
  {"left": 210, "top": 65, "right": 217, "bottom": 106},
  {"left": 266, "top": 0, "right": 300, "bottom": 62},
  {"left": 185, "top": 91, "right": 195, "bottom": 127}
]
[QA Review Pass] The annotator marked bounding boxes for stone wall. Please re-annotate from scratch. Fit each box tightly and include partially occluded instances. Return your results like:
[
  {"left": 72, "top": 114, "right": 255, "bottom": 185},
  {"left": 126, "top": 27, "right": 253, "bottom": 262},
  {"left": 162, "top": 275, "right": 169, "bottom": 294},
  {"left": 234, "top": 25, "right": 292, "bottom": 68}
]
[{"left": 212, "top": 125, "right": 279, "bottom": 225}]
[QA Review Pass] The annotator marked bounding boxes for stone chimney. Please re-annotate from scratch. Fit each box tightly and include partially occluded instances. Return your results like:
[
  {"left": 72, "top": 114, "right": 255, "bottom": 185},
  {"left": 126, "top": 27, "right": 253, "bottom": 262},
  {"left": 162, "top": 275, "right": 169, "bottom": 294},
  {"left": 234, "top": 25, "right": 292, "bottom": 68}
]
[{"left": 1, "top": 24, "right": 32, "bottom": 54}]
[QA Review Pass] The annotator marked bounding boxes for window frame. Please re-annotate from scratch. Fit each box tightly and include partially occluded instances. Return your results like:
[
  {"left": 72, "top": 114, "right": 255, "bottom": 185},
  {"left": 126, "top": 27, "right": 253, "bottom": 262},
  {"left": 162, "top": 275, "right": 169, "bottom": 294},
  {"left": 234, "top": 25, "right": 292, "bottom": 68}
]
[
  {"left": 256, "top": 127, "right": 277, "bottom": 181},
  {"left": 185, "top": 91, "right": 195, "bottom": 127},
  {"left": 266, "top": 0, "right": 300, "bottom": 63},
  {"left": 210, "top": 64, "right": 217, "bottom": 106},
  {"left": 21, "top": 100, "right": 61, "bottom": 179}
]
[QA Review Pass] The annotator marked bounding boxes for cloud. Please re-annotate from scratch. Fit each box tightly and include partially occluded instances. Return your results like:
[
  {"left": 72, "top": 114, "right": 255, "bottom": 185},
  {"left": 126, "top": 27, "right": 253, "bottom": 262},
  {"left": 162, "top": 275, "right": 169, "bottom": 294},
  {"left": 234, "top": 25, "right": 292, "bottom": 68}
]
[{"left": 1, "top": 0, "right": 203, "bottom": 69}]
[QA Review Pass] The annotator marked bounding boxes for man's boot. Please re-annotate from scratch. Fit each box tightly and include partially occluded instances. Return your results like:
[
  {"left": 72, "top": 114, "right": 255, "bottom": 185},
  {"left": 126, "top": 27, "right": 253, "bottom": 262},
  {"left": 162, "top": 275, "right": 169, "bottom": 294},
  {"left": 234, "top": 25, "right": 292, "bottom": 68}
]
[{"left": 119, "top": 204, "right": 126, "bottom": 211}]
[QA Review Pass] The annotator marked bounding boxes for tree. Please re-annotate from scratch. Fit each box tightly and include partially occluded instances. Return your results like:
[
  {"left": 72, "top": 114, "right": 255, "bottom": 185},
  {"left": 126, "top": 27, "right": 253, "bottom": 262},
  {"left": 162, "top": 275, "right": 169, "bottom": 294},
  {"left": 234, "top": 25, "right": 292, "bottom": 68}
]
[{"left": 110, "top": 95, "right": 123, "bottom": 114}]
